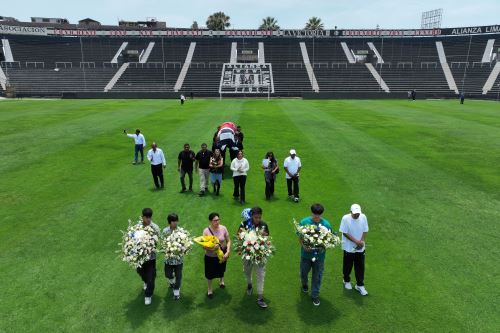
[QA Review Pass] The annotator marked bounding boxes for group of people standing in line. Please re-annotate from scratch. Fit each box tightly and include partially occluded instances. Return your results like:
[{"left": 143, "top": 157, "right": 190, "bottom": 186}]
[
  {"left": 124, "top": 128, "right": 303, "bottom": 203},
  {"left": 135, "top": 203, "right": 369, "bottom": 308}
]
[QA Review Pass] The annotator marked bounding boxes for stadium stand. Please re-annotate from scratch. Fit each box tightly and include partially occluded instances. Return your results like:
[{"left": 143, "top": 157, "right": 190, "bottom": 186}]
[{"left": 1, "top": 21, "right": 499, "bottom": 98}]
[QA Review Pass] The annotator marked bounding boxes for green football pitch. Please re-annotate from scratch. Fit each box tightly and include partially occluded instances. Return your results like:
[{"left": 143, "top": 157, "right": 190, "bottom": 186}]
[{"left": 0, "top": 98, "right": 498, "bottom": 332}]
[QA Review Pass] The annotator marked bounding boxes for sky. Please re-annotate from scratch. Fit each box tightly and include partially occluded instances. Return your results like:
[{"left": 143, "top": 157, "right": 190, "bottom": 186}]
[{"left": 2, "top": 0, "right": 499, "bottom": 29}]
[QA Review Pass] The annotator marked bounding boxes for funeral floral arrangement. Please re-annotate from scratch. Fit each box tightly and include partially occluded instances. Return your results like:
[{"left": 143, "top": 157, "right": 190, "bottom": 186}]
[
  {"left": 193, "top": 235, "right": 225, "bottom": 262},
  {"left": 294, "top": 219, "right": 341, "bottom": 261},
  {"left": 233, "top": 227, "right": 275, "bottom": 267},
  {"left": 161, "top": 227, "right": 193, "bottom": 262},
  {"left": 120, "top": 219, "right": 159, "bottom": 268}
]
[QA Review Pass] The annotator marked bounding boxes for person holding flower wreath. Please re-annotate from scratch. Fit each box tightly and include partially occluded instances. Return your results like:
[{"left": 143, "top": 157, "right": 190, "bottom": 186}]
[
  {"left": 298, "top": 203, "right": 332, "bottom": 306},
  {"left": 238, "top": 207, "right": 270, "bottom": 308},
  {"left": 203, "top": 212, "right": 231, "bottom": 298},
  {"left": 136, "top": 208, "right": 160, "bottom": 305},
  {"left": 162, "top": 213, "right": 186, "bottom": 300}
]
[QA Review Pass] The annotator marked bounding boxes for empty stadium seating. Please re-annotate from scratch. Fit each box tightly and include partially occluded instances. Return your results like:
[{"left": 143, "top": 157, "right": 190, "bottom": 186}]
[{"left": 1, "top": 32, "right": 499, "bottom": 98}]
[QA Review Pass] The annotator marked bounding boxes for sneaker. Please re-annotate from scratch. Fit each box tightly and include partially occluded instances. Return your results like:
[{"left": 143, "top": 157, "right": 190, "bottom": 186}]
[
  {"left": 301, "top": 284, "right": 309, "bottom": 293},
  {"left": 355, "top": 285, "right": 368, "bottom": 296},
  {"left": 143, "top": 282, "right": 147, "bottom": 291},
  {"left": 173, "top": 295, "right": 180, "bottom": 300},
  {"left": 294, "top": 197, "right": 299, "bottom": 203},
  {"left": 247, "top": 284, "right": 253, "bottom": 295},
  {"left": 180, "top": 189, "right": 186, "bottom": 193},
  {"left": 343, "top": 280, "right": 352, "bottom": 290},
  {"left": 145, "top": 297, "right": 152, "bottom": 305},
  {"left": 257, "top": 298, "right": 268, "bottom": 308},
  {"left": 132, "top": 161, "right": 137, "bottom": 165},
  {"left": 312, "top": 297, "right": 320, "bottom": 306},
  {"left": 199, "top": 191, "right": 205, "bottom": 196},
  {"left": 188, "top": 188, "right": 193, "bottom": 192},
  {"left": 173, "top": 289, "right": 180, "bottom": 300},
  {"left": 288, "top": 195, "right": 294, "bottom": 200}
]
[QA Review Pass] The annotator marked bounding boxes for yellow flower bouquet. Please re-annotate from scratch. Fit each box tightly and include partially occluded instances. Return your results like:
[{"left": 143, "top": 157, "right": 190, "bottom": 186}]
[{"left": 193, "top": 235, "right": 225, "bottom": 263}]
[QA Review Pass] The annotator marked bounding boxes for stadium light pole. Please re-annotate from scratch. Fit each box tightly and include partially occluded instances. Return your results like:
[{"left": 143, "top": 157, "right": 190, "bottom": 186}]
[{"left": 461, "top": 34, "right": 473, "bottom": 96}]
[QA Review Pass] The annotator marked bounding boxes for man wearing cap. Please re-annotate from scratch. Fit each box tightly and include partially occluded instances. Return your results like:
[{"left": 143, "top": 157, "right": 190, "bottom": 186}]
[
  {"left": 283, "top": 149, "right": 301, "bottom": 203},
  {"left": 339, "top": 204, "right": 369, "bottom": 296}
]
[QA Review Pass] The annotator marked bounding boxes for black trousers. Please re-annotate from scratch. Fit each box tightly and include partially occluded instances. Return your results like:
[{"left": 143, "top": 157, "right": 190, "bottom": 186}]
[
  {"left": 233, "top": 175, "right": 247, "bottom": 201},
  {"left": 265, "top": 178, "right": 275, "bottom": 199},
  {"left": 286, "top": 177, "right": 299, "bottom": 198},
  {"left": 137, "top": 259, "right": 156, "bottom": 297},
  {"left": 180, "top": 169, "right": 193, "bottom": 190},
  {"left": 151, "top": 164, "right": 164, "bottom": 188},
  {"left": 164, "top": 263, "right": 183, "bottom": 290},
  {"left": 343, "top": 250, "right": 365, "bottom": 286}
]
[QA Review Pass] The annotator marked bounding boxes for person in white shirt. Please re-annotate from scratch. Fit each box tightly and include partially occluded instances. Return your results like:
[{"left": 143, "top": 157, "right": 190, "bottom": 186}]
[
  {"left": 124, "top": 129, "right": 146, "bottom": 164},
  {"left": 135, "top": 207, "right": 161, "bottom": 305},
  {"left": 339, "top": 204, "right": 369, "bottom": 296},
  {"left": 147, "top": 142, "right": 166, "bottom": 190},
  {"left": 180, "top": 94, "right": 186, "bottom": 105},
  {"left": 283, "top": 149, "right": 301, "bottom": 203},
  {"left": 230, "top": 150, "right": 249, "bottom": 204}
]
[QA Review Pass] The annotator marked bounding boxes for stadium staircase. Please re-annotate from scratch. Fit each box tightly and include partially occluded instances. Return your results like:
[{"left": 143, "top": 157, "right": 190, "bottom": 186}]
[
  {"left": 0, "top": 66, "right": 6, "bottom": 90},
  {"left": 1, "top": 39, "right": 14, "bottom": 62},
  {"left": 258, "top": 42, "right": 265, "bottom": 64},
  {"left": 482, "top": 62, "right": 500, "bottom": 94},
  {"left": 306, "top": 40, "right": 381, "bottom": 93},
  {"left": 482, "top": 39, "right": 495, "bottom": 62},
  {"left": 436, "top": 41, "right": 459, "bottom": 94},
  {"left": 175, "top": 42, "right": 196, "bottom": 92},
  {"left": 299, "top": 42, "right": 319, "bottom": 92},
  {"left": 230, "top": 42, "right": 238, "bottom": 64},
  {"left": 112, "top": 42, "right": 128, "bottom": 63},
  {"left": 139, "top": 42, "right": 155, "bottom": 63}
]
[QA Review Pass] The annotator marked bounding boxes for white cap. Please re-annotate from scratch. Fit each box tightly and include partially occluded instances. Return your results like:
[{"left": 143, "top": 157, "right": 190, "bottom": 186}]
[
  {"left": 350, "top": 204, "right": 362, "bottom": 214},
  {"left": 290, "top": 149, "right": 297, "bottom": 155}
]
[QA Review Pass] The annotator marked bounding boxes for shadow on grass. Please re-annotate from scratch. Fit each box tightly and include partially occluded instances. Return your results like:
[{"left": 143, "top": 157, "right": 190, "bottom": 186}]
[
  {"left": 296, "top": 291, "right": 341, "bottom": 325},
  {"left": 161, "top": 293, "right": 196, "bottom": 319},
  {"left": 125, "top": 291, "right": 160, "bottom": 329},
  {"left": 232, "top": 294, "right": 274, "bottom": 324},
  {"left": 195, "top": 286, "right": 233, "bottom": 309},
  {"left": 342, "top": 288, "right": 366, "bottom": 306}
]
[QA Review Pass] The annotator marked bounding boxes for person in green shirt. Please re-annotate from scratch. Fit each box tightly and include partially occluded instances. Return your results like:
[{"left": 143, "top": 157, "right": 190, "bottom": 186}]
[{"left": 299, "top": 203, "right": 332, "bottom": 306}]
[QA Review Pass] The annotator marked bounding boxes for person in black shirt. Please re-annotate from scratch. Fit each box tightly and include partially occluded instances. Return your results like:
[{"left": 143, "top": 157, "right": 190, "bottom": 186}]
[
  {"left": 177, "top": 143, "right": 195, "bottom": 192},
  {"left": 236, "top": 125, "right": 244, "bottom": 144},
  {"left": 195, "top": 143, "right": 213, "bottom": 196},
  {"left": 238, "top": 207, "right": 270, "bottom": 308}
]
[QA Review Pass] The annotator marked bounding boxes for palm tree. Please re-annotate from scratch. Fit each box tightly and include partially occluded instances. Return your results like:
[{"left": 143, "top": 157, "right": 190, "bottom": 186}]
[
  {"left": 259, "top": 17, "right": 280, "bottom": 30},
  {"left": 305, "top": 17, "right": 324, "bottom": 30},
  {"left": 206, "top": 12, "right": 230, "bottom": 30}
]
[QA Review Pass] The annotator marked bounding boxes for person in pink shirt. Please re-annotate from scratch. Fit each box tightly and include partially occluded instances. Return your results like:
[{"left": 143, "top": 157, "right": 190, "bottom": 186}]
[{"left": 203, "top": 212, "right": 232, "bottom": 298}]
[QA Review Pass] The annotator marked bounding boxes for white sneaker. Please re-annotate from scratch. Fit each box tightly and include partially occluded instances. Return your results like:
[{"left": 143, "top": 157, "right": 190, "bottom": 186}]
[
  {"left": 145, "top": 297, "right": 152, "bottom": 305},
  {"left": 143, "top": 283, "right": 147, "bottom": 291},
  {"left": 355, "top": 285, "right": 368, "bottom": 296},
  {"left": 343, "top": 281, "right": 352, "bottom": 290}
]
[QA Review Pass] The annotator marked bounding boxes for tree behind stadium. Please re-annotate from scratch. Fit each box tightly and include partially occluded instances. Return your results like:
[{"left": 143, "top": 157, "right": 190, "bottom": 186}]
[
  {"left": 259, "top": 17, "right": 280, "bottom": 30},
  {"left": 305, "top": 17, "right": 324, "bottom": 30},
  {"left": 206, "top": 12, "right": 231, "bottom": 30}
]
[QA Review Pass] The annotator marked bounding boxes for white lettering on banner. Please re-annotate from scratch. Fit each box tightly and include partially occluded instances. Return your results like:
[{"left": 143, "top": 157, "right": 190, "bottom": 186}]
[
  {"left": 450, "top": 25, "right": 500, "bottom": 35},
  {"left": 0, "top": 24, "right": 47, "bottom": 35},
  {"left": 282, "top": 30, "right": 328, "bottom": 37},
  {"left": 342, "top": 29, "right": 440, "bottom": 37}
]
